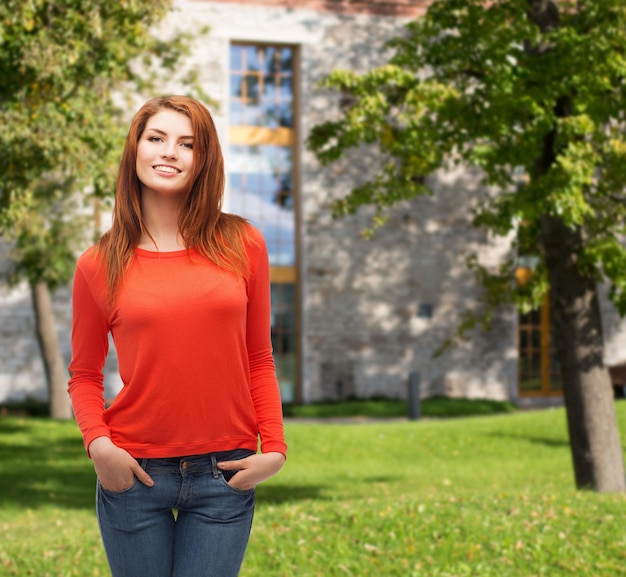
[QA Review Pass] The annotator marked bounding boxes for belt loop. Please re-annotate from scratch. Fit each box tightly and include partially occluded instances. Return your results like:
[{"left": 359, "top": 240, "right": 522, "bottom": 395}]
[{"left": 210, "top": 455, "right": 220, "bottom": 479}]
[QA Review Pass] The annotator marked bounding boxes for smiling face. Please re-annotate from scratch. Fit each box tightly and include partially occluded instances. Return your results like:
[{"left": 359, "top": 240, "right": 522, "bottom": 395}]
[{"left": 136, "top": 109, "right": 195, "bottom": 199}]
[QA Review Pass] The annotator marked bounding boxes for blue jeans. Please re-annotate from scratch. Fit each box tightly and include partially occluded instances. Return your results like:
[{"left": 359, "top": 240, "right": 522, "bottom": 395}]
[{"left": 96, "top": 449, "right": 256, "bottom": 577}]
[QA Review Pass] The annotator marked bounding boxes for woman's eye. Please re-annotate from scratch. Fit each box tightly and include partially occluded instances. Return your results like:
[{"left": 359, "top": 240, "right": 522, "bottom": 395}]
[
  {"left": 181, "top": 142, "right": 193, "bottom": 150},
  {"left": 148, "top": 136, "right": 163, "bottom": 143}
]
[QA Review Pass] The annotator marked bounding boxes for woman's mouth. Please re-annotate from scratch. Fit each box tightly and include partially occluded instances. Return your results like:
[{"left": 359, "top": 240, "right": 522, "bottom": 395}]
[{"left": 153, "top": 165, "right": 181, "bottom": 174}]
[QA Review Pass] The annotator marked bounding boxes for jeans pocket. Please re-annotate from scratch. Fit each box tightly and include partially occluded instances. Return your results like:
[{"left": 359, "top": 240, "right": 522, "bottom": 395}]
[
  {"left": 219, "top": 476, "right": 256, "bottom": 495},
  {"left": 216, "top": 449, "right": 256, "bottom": 493},
  {"left": 97, "top": 458, "right": 147, "bottom": 495},
  {"left": 97, "top": 476, "right": 138, "bottom": 495}
]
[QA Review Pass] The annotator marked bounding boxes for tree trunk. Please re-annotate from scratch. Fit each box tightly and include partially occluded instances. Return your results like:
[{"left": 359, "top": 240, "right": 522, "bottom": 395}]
[
  {"left": 30, "top": 280, "right": 72, "bottom": 420},
  {"left": 541, "top": 215, "right": 625, "bottom": 492},
  {"left": 525, "top": 0, "right": 624, "bottom": 492}
]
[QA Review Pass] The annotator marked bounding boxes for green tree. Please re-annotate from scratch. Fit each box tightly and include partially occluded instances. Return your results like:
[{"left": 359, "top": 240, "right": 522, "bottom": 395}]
[
  {"left": 0, "top": 0, "right": 206, "bottom": 418},
  {"left": 309, "top": 0, "right": 626, "bottom": 492}
]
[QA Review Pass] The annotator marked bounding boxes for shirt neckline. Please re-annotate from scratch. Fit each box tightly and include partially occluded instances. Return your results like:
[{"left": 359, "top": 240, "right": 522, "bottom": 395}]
[{"left": 135, "top": 247, "right": 197, "bottom": 258}]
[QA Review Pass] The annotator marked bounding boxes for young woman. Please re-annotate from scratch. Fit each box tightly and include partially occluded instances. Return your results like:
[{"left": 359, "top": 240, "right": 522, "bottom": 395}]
[{"left": 68, "top": 95, "right": 287, "bottom": 577}]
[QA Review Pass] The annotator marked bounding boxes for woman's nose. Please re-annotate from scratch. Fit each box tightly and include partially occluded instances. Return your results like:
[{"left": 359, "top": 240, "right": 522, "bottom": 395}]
[{"left": 161, "top": 144, "right": 178, "bottom": 159}]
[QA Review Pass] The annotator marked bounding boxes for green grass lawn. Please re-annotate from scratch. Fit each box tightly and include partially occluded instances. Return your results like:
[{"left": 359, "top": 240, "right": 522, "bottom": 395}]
[
  {"left": 1, "top": 403, "right": 626, "bottom": 576},
  {"left": 282, "top": 396, "right": 515, "bottom": 419}
]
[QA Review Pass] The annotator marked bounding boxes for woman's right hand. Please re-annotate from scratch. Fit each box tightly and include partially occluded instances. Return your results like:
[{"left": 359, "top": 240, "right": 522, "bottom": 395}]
[{"left": 88, "top": 436, "right": 154, "bottom": 491}]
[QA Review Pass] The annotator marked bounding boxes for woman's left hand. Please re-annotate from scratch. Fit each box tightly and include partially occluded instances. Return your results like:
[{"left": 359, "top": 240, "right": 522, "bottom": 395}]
[{"left": 217, "top": 451, "right": 285, "bottom": 491}]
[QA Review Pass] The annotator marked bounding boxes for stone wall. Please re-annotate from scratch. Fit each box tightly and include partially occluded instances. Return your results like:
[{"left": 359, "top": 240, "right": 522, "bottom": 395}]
[{"left": 301, "top": 161, "right": 518, "bottom": 402}]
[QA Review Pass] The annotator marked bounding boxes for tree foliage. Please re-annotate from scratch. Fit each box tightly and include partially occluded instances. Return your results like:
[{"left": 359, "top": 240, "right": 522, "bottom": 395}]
[
  {"left": 309, "top": 0, "right": 626, "bottom": 318},
  {"left": 0, "top": 0, "right": 208, "bottom": 281}
]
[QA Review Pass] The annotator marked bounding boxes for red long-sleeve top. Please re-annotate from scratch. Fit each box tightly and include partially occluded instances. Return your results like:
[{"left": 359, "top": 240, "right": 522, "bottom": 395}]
[{"left": 68, "top": 226, "right": 287, "bottom": 459}]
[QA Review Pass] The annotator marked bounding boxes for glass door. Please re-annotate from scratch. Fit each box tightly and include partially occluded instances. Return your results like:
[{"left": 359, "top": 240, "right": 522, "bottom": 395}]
[{"left": 517, "top": 274, "right": 561, "bottom": 396}]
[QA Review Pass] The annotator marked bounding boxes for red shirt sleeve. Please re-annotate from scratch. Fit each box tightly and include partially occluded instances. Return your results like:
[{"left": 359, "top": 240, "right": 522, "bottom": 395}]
[
  {"left": 245, "top": 228, "right": 288, "bottom": 457},
  {"left": 67, "top": 250, "right": 112, "bottom": 454}
]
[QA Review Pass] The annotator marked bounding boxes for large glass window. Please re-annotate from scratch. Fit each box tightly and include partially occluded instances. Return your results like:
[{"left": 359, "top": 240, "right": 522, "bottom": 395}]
[{"left": 228, "top": 43, "right": 298, "bottom": 403}]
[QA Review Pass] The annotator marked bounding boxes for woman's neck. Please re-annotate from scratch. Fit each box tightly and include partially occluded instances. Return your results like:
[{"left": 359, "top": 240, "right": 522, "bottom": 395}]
[{"left": 138, "top": 191, "right": 185, "bottom": 251}]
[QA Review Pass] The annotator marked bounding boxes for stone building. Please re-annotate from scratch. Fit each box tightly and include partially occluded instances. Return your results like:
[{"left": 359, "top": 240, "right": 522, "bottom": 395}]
[{"left": 2, "top": 0, "right": 626, "bottom": 407}]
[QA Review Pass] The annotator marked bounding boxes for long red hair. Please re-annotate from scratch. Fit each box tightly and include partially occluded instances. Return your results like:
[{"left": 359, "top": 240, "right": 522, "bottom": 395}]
[{"left": 97, "top": 96, "right": 250, "bottom": 302}]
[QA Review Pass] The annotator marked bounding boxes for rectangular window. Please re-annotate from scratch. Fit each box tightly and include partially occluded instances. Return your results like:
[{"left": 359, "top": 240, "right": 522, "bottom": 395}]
[{"left": 228, "top": 43, "right": 299, "bottom": 403}]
